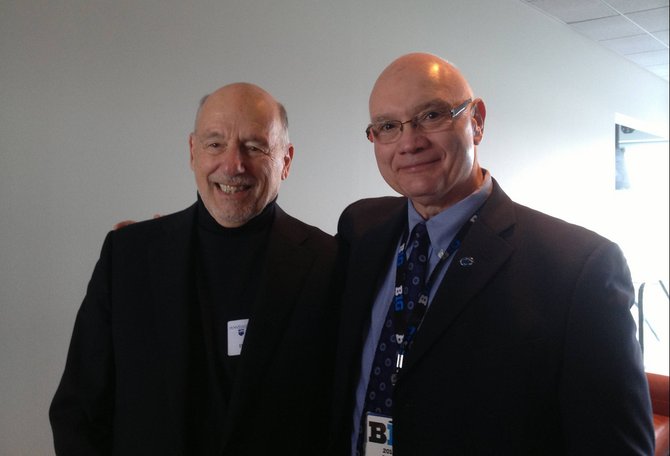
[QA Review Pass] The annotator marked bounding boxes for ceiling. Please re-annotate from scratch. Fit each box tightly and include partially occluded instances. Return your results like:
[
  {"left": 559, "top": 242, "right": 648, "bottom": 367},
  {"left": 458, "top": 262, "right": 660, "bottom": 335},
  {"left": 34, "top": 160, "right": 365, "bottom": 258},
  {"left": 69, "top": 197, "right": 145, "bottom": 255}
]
[{"left": 521, "top": 0, "right": 669, "bottom": 81}]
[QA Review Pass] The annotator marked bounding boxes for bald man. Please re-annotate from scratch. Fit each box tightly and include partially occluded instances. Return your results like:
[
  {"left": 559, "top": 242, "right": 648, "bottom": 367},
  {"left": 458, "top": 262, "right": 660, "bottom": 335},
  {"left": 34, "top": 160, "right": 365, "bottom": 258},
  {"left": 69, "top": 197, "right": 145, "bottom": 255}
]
[
  {"left": 331, "top": 54, "right": 654, "bottom": 455},
  {"left": 50, "top": 83, "right": 339, "bottom": 455}
]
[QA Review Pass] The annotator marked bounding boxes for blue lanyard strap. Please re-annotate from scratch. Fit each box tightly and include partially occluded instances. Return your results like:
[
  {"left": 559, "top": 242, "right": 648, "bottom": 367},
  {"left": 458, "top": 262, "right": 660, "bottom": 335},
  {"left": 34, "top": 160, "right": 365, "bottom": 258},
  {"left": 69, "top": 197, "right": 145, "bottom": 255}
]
[{"left": 391, "top": 212, "right": 479, "bottom": 383}]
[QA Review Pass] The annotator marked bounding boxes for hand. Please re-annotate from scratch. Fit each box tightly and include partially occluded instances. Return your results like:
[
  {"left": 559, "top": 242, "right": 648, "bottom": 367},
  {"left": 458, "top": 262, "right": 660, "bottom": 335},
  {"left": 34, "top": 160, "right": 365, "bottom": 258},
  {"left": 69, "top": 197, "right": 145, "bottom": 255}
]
[{"left": 113, "top": 214, "right": 161, "bottom": 230}]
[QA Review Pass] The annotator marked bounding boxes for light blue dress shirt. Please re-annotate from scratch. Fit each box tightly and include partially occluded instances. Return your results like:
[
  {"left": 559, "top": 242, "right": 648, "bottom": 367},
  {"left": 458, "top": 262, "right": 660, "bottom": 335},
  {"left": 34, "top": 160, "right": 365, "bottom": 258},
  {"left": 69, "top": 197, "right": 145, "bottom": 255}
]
[{"left": 350, "top": 172, "right": 493, "bottom": 454}]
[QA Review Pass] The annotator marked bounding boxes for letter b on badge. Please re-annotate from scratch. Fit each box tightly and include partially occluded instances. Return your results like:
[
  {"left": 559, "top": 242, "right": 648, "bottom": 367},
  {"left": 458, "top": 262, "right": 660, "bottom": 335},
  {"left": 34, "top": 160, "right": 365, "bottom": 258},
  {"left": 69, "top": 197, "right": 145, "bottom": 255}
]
[
  {"left": 366, "top": 413, "right": 393, "bottom": 454},
  {"left": 368, "top": 421, "right": 387, "bottom": 444}
]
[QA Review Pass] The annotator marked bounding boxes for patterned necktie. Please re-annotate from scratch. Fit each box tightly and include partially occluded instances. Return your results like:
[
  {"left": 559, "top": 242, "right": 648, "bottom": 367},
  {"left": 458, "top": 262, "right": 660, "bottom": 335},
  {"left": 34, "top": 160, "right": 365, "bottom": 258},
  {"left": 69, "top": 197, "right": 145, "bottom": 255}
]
[{"left": 356, "top": 222, "right": 430, "bottom": 454}]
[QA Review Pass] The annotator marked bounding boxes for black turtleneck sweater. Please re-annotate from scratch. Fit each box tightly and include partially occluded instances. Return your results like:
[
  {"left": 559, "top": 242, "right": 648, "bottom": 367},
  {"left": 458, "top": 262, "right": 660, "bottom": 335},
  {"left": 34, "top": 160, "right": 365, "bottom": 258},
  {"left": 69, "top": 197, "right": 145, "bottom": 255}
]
[{"left": 195, "top": 196, "right": 275, "bottom": 399}]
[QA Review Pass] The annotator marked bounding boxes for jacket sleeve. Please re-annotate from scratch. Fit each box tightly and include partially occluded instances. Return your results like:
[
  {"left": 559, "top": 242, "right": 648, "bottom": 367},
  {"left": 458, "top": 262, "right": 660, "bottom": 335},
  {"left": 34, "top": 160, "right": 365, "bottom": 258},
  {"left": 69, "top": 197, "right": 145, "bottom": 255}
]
[
  {"left": 49, "top": 232, "right": 115, "bottom": 455},
  {"left": 560, "top": 240, "right": 655, "bottom": 455}
]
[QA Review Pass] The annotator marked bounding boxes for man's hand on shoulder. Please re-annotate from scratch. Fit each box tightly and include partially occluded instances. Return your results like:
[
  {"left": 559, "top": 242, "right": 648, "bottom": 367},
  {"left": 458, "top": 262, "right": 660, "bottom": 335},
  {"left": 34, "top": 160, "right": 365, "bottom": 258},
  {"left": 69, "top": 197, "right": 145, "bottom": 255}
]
[{"left": 113, "top": 214, "right": 161, "bottom": 230}]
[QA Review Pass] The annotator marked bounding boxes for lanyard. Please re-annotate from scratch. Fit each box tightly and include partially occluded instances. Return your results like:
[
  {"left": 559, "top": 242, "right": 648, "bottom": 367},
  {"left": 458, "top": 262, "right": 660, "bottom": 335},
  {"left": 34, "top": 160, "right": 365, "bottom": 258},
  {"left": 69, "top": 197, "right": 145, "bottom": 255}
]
[{"left": 391, "top": 212, "right": 479, "bottom": 385}]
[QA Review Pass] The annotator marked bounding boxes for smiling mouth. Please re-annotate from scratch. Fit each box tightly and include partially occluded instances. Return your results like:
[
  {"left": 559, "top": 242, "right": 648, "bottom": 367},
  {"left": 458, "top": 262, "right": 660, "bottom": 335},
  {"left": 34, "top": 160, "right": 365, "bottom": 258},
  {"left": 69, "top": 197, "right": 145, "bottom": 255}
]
[
  {"left": 216, "top": 183, "right": 251, "bottom": 194},
  {"left": 400, "top": 159, "right": 439, "bottom": 172}
]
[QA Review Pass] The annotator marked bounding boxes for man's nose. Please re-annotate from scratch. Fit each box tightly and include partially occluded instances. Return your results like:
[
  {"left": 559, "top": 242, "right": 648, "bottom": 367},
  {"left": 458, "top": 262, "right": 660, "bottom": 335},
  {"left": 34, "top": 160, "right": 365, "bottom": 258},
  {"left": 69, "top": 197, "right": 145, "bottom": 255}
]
[
  {"left": 219, "top": 144, "right": 245, "bottom": 174},
  {"left": 397, "top": 121, "right": 428, "bottom": 153}
]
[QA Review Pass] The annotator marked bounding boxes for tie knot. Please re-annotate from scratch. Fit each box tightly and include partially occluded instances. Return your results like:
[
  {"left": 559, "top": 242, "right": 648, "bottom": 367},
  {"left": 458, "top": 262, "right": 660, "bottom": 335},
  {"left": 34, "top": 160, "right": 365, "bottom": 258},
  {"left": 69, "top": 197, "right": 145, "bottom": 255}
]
[
  {"left": 412, "top": 222, "right": 428, "bottom": 238},
  {"left": 410, "top": 222, "right": 429, "bottom": 247}
]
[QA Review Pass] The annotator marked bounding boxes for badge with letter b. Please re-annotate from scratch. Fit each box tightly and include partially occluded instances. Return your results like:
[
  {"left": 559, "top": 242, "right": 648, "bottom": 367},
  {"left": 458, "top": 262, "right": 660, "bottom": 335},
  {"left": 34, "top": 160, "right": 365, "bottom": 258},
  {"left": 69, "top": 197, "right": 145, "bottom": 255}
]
[{"left": 365, "top": 413, "right": 393, "bottom": 455}]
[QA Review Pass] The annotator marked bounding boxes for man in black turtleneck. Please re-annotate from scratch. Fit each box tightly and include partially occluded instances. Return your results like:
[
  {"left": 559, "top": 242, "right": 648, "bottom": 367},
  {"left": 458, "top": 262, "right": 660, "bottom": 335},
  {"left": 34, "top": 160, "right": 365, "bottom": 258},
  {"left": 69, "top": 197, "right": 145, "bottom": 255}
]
[{"left": 50, "top": 83, "right": 340, "bottom": 455}]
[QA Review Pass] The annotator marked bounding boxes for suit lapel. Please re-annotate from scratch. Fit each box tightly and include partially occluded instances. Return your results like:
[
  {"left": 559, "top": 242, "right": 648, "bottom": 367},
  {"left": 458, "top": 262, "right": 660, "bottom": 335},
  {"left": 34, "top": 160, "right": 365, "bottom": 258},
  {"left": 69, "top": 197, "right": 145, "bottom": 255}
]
[
  {"left": 145, "top": 204, "right": 227, "bottom": 447},
  {"left": 149, "top": 204, "right": 195, "bottom": 398},
  {"left": 220, "top": 206, "right": 315, "bottom": 446},
  {"left": 345, "top": 219, "right": 404, "bottom": 340},
  {"left": 335, "top": 202, "right": 407, "bottom": 420},
  {"left": 402, "top": 182, "right": 517, "bottom": 374}
]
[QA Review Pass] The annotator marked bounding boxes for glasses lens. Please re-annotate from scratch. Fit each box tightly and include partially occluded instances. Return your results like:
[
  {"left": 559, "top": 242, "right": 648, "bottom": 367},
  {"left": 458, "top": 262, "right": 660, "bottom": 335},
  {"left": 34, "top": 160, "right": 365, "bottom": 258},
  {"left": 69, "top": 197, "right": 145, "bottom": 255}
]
[
  {"left": 417, "top": 111, "right": 450, "bottom": 132},
  {"left": 373, "top": 121, "right": 401, "bottom": 143}
]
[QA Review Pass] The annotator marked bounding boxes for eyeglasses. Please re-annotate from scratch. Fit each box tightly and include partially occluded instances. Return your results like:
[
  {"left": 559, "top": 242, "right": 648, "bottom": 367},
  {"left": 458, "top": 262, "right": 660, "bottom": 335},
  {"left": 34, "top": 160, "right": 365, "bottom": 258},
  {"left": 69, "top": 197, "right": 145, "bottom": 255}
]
[{"left": 365, "top": 98, "right": 472, "bottom": 144}]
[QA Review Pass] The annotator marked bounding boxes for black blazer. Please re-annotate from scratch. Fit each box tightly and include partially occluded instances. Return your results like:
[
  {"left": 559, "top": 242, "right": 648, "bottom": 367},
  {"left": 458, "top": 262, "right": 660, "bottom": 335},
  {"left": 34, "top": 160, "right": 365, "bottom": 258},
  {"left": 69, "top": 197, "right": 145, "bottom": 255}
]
[
  {"left": 50, "top": 203, "right": 340, "bottom": 455},
  {"left": 331, "top": 180, "right": 654, "bottom": 455}
]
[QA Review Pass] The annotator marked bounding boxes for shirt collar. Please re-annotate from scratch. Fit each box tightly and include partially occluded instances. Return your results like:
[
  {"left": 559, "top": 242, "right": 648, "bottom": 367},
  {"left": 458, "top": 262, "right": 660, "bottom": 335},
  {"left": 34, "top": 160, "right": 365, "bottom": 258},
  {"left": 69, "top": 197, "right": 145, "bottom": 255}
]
[{"left": 407, "top": 170, "right": 492, "bottom": 256}]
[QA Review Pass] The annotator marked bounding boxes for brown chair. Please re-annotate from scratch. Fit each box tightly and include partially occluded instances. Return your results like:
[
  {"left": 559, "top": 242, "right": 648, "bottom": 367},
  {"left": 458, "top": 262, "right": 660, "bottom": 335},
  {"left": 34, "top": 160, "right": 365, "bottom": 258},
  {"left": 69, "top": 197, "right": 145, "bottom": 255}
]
[{"left": 647, "top": 372, "right": 669, "bottom": 456}]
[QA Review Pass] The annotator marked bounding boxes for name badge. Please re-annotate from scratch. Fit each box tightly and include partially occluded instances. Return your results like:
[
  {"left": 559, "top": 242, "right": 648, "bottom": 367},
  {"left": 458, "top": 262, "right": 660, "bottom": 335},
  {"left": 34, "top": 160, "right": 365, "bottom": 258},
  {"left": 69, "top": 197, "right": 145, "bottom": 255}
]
[
  {"left": 227, "top": 319, "right": 249, "bottom": 356},
  {"left": 365, "top": 413, "right": 393, "bottom": 455}
]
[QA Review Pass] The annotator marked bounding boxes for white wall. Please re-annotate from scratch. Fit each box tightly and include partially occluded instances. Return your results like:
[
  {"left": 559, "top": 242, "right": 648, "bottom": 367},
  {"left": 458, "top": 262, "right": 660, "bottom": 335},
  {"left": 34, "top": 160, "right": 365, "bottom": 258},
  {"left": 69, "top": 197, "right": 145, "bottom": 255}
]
[{"left": 1, "top": 0, "right": 667, "bottom": 453}]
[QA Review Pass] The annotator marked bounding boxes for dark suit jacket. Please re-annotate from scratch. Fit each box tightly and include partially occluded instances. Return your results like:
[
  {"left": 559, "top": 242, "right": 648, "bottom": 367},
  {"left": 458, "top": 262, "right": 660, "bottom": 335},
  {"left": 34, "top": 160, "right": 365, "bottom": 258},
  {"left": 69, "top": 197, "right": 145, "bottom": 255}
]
[
  {"left": 50, "top": 203, "right": 340, "bottom": 455},
  {"left": 331, "top": 180, "right": 654, "bottom": 455}
]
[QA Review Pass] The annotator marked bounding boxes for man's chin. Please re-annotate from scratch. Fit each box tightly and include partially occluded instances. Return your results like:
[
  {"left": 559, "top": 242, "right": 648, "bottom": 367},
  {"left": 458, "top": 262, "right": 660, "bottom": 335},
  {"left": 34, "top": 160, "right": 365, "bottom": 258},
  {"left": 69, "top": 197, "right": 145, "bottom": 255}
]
[{"left": 212, "top": 206, "right": 259, "bottom": 228}]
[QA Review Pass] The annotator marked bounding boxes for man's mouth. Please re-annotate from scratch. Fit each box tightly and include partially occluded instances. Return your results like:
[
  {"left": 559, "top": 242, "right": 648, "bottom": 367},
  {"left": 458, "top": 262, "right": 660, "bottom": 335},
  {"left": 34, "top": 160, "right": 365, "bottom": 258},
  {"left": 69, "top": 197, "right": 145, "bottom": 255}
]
[
  {"left": 400, "top": 158, "right": 439, "bottom": 172},
  {"left": 216, "top": 183, "right": 251, "bottom": 194}
]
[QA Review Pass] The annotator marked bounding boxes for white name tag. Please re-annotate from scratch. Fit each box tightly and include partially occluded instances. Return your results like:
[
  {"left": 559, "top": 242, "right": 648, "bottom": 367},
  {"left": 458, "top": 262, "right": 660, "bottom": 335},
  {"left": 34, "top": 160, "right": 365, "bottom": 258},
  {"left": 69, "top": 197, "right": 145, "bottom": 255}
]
[
  {"left": 365, "top": 413, "right": 393, "bottom": 456},
  {"left": 227, "top": 319, "right": 249, "bottom": 356}
]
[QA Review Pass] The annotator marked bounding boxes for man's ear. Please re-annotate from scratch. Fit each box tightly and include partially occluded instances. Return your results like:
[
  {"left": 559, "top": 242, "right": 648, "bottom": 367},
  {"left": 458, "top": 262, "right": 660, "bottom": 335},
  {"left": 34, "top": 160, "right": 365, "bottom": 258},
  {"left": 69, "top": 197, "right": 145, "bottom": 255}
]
[
  {"left": 471, "top": 98, "right": 486, "bottom": 145},
  {"left": 188, "top": 133, "right": 196, "bottom": 170},
  {"left": 281, "top": 144, "right": 294, "bottom": 180}
]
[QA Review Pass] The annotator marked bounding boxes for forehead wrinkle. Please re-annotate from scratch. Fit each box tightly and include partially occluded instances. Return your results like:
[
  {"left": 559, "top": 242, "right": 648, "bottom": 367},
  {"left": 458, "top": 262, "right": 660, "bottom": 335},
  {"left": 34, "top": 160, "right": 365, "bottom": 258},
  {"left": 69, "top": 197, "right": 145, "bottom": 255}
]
[
  {"left": 197, "top": 111, "right": 272, "bottom": 139},
  {"left": 198, "top": 129, "right": 226, "bottom": 140}
]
